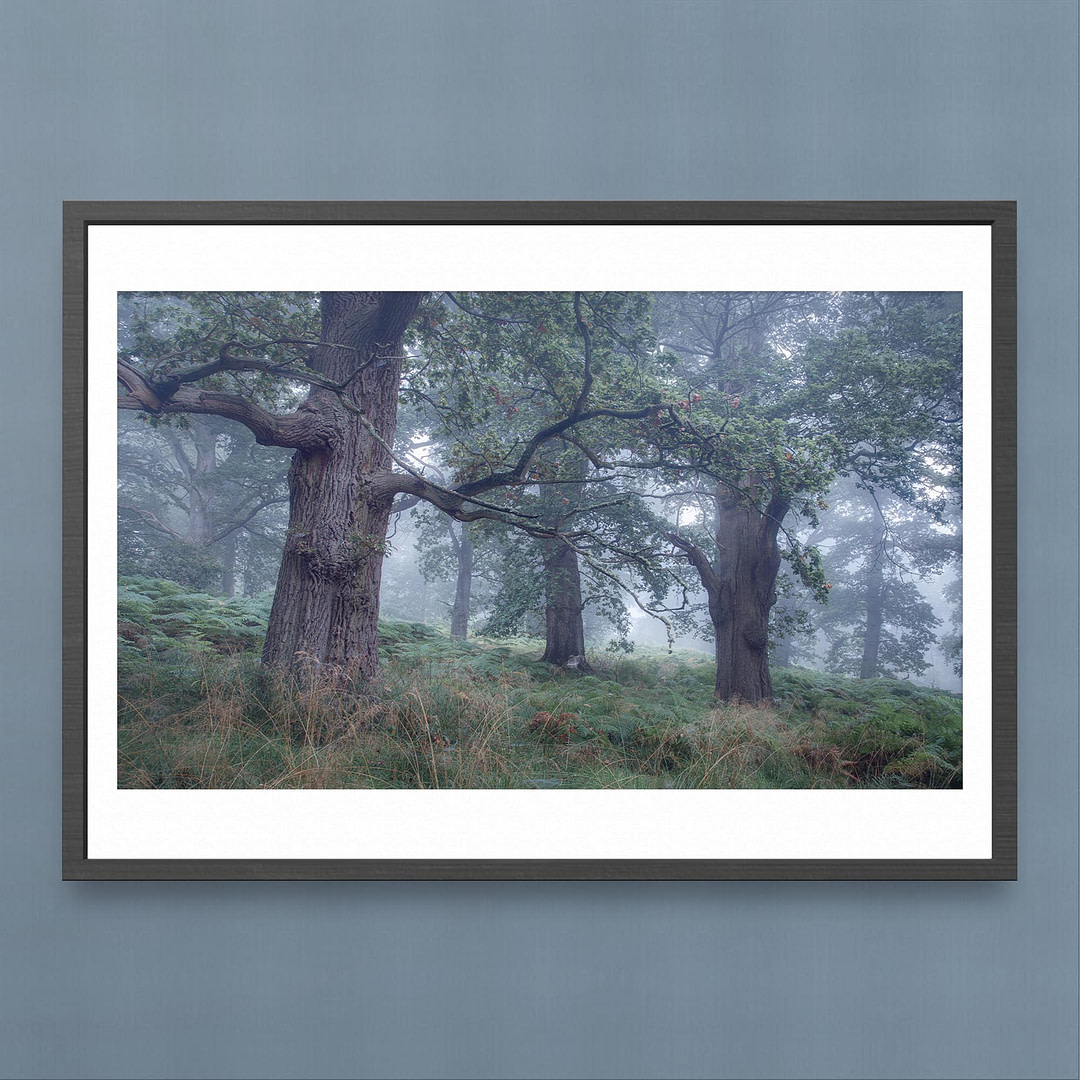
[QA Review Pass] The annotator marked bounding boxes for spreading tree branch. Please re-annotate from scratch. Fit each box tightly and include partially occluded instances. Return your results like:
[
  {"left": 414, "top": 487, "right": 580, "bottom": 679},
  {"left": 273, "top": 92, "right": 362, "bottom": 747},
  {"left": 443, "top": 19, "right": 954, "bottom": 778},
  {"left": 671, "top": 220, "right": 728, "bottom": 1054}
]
[
  {"left": 571, "top": 292, "right": 594, "bottom": 417},
  {"left": 118, "top": 359, "right": 333, "bottom": 450},
  {"left": 453, "top": 404, "right": 663, "bottom": 498},
  {"left": 153, "top": 341, "right": 348, "bottom": 396},
  {"left": 666, "top": 530, "right": 721, "bottom": 597}
]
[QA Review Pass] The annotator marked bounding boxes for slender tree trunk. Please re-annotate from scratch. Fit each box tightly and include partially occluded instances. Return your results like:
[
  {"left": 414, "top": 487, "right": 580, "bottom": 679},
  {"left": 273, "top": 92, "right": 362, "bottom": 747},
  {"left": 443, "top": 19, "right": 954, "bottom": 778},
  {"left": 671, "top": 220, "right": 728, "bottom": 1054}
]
[
  {"left": 220, "top": 530, "right": 238, "bottom": 597},
  {"left": 244, "top": 560, "right": 258, "bottom": 599},
  {"left": 582, "top": 601, "right": 601, "bottom": 642},
  {"left": 182, "top": 419, "right": 218, "bottom": 545},
  {"left": 449, "top": 525, "right": 473, "bottom": 640},
  {"left": 261, "top": 292, "right": 423, "bottom": 678},
  {"left": 539, "top": 538, "right": 589, "bottom": 668},
  {"left": 860, "top": 517, "right": 887, "bottom": 679}
]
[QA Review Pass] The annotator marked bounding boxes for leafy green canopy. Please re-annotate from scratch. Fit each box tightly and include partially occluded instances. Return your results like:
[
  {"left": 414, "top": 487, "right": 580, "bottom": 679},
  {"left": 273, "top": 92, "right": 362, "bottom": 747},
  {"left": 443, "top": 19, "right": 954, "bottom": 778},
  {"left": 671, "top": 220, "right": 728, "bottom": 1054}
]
[
  {"left": 405, "top": 291, "right": 687, "bottom": 631},
  {"left": 651, "top": 292, "right": 962, "bottom": 605},
  {"left": 119, "top": 291, "right": 322, "bottom": 409},
  {"left": 117, "top": 290, "right": 962, "bottom": 674}
]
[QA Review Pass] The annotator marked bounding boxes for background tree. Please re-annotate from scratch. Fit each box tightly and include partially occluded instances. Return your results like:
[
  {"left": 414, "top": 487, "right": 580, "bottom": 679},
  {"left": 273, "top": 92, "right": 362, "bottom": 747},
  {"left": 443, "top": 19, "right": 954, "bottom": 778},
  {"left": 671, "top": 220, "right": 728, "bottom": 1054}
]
[
  {"left": 651, "top": 291, "right": 962, "bottom": 701},
  {"left": 118, "top": 410, "right": 290, "bottom": 595},
  {"left": 411, "top": 291, "right": 677, "bottom": 667},
  {"left": 939, "top": 576, "right": 963, "bottom": 679},
  {"left": 812, "top": 481, "right": 959, "bottom": 680},
  {"left": 768, "top": 566, "right": 817, "bottom": 669},
  {"left": 412, "top": 511, "right": 485, "bottom": 639}
]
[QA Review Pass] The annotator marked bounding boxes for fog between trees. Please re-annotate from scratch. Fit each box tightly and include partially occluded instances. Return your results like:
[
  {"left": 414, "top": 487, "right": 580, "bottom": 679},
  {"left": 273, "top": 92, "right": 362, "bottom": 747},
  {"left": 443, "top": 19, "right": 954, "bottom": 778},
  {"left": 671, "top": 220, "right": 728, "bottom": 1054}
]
[{"left": 118, "top": 290, "right": 962, "bottom": 701}]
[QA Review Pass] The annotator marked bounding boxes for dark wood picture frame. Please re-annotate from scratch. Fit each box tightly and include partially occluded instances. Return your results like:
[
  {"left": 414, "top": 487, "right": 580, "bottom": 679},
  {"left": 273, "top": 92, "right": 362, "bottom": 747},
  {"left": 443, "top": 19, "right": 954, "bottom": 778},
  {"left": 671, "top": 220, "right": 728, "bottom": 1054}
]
[{"left": 63, "top": 201, "right": 1016, "bottom": 880}]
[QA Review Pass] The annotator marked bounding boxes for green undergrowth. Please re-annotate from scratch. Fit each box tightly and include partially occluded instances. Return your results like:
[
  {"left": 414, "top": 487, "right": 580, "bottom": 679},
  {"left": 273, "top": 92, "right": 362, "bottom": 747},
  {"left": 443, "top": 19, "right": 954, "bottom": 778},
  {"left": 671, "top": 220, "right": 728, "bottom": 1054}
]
[{"left": 117, "top": 576, "right": 962, "bottom": 790}]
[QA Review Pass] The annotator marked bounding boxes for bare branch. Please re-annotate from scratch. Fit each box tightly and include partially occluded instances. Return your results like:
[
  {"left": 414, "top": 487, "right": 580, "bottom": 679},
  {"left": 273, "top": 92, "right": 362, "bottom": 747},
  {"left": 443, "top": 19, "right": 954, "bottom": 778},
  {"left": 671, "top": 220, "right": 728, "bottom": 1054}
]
[
  {"left": 118, "top": 504, "right": 183, "bottom": 541},
  {"left": 119, "top": 356, "right": 336, "bottom": 449},
  {"left": 209, "top": 496, "right": 287, "bottom": 545}
]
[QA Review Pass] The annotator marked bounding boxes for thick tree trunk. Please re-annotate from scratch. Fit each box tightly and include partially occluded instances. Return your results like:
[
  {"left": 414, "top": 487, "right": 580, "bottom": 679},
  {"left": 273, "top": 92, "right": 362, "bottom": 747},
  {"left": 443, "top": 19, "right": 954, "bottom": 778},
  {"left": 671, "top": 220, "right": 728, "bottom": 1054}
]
[
  {"left": 537, "top": 446, "right": 589, "bottom": 668},
  {"left": 262, "top": 434, "right": 392, "bottom": 675},
  {"left": 712, "top": 492, "right": 783, "bottom": 702},
  {"left": 449, "top": 525, "right": 473, "bottom": 640},
  {"left": 539, "top": 538, "right": 589, "bottom": 668},
  {"left": 261, "top": 292, "right": 423, "bottom": 678},
  {"left": 671, "top": 485, "right": 787, "bottom": 704}
]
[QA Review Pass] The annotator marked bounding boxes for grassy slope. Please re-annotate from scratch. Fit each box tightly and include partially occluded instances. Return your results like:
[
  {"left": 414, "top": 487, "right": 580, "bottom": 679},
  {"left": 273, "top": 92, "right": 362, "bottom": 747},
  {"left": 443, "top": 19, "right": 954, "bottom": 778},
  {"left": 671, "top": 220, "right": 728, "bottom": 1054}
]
[{"left": 117, "top": 576, "right": 963, "bottom": 790}]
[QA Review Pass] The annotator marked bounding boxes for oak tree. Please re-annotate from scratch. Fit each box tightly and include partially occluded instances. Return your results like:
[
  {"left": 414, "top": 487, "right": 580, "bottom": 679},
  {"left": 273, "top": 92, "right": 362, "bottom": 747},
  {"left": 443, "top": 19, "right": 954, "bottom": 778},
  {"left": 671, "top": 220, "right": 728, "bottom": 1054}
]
[{"left": 118, "top": 290, "right": 668, "bottom": 680}]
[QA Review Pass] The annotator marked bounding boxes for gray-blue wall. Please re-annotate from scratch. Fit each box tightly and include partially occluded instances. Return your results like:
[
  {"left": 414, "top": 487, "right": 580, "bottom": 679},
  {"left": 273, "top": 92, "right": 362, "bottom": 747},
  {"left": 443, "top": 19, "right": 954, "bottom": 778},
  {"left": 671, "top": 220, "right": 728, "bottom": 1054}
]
[{"left": 1, "top": 3, "right": 1076, "bottom": 1077}]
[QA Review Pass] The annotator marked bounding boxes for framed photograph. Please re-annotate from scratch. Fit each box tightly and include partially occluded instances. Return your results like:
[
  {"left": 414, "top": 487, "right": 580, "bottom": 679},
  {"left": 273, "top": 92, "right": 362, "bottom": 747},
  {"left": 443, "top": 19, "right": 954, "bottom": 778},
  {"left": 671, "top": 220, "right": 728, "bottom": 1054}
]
[{"left": 63, "top": 201, "right": 1016, "bottom": 879}]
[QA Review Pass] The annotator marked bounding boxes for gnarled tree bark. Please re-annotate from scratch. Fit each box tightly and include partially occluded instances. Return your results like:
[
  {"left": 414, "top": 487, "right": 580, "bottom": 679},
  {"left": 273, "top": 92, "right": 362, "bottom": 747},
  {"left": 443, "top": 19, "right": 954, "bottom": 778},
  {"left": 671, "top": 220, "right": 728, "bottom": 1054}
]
[
  {"left": 670, "top": 481, "right": 788, "bottom": 703},
  {"left": 259, "top": 292, "right": 424, "bottom": 677},
  {"left": 539, "top": 538, "right": 589, "bottom": 668}
]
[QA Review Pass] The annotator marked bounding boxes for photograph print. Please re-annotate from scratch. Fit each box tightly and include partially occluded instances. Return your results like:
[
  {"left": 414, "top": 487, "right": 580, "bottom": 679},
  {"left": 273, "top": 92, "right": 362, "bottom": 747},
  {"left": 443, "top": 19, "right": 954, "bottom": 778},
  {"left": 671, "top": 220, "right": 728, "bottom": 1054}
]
[
  {"left": 69, "top": 211, "right": 1009, "bottom": 872},
  {"left": 115, "top": 287, "right": 963, "bottom": 792}
]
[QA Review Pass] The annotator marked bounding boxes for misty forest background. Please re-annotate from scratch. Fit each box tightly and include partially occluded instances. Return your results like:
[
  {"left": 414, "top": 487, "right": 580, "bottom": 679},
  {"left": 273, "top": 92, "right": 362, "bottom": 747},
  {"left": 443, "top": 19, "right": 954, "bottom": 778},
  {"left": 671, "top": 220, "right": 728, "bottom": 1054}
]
[{"left": 116, "top": 290, "right": 963, "bottom": 790}]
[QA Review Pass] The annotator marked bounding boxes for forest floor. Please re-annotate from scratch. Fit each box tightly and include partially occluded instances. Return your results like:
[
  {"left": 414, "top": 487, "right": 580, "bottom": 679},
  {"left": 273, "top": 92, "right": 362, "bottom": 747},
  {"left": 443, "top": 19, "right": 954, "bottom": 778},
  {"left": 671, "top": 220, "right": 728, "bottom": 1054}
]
[{"left": 117, "top": 576, "right": 963, "bottom": 790}]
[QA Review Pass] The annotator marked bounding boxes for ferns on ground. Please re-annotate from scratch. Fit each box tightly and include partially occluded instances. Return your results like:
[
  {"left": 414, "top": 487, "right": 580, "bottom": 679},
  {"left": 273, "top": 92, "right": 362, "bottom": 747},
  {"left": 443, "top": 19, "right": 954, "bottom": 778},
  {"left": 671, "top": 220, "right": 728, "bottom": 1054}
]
[{"left": 117, "top": 576, "right": 962, "bottom": 790}]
